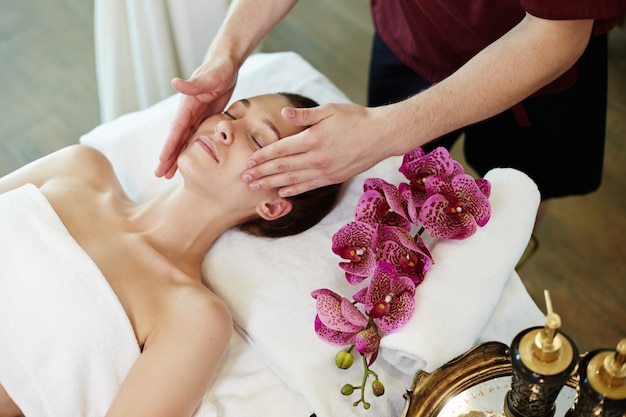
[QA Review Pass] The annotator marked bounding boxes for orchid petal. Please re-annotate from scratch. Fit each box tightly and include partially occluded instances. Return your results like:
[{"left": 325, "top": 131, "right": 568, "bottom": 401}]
[
  {"left": 419, "top": 173, "right": 491, "bottom": 239},
  {"left": 375, "top": 290, "right": 415, "bottom": 334},
  {"left": 314, "top": 291, "right": 367, "bottom": 332},
  {"left": 361, "top": 263, "right": 417, "bottom": 333},
  {"left": 375, "top": 226, "right": 433, "bottom": 284},
  {"left": 355, "top": 186, "right": 410, "bottom": 230},
  {"left": 351, "top": 327, "right": 381, "bottom": 365},
  {"left": 332, "top": 221, "right": 378, "bottom": 281},
  {"left": 399, "top": 146, "right": 459, "bottom": 188},
  {"left": 314, "top": 315, "right": 355, "bottom": 345},
  {"left": 361, "top": 178, "right": 410, "bottom": 229},
  {"left": 399, "top": 182, "right": 425, "bottom": 224},
  {"left": 352, "top": 287, "right": 368, "bottom": 305}
]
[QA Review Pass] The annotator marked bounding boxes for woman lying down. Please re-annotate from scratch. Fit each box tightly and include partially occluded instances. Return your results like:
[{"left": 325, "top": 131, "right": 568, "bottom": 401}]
[{"left": 0, "top": 93, "right": 340, "bottom": 417}]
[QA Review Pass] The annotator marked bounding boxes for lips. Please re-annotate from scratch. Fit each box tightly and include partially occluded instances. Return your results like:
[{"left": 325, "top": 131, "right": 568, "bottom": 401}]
[{"left": 196, "top": 135, "right": 219, "bottom": 162}]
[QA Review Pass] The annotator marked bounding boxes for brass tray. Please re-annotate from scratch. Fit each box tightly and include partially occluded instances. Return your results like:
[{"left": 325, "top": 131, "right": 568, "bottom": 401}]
[{"left": 400, "top": 341, "right": 578, "bottom": 417}]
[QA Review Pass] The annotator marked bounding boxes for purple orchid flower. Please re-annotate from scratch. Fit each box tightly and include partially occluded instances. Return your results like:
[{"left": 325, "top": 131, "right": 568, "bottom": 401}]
[
  {"left": 358, "top": 178, "right": 410, "bottom": 230},
  {"left": 353, "top": 262, "right": 416, "bottom": 334},
  {"left": 399, "top": 147, "right": 465, "bottom": 222},
  {"left": 312, "top": 288, "right": 368, "bottom": 345},
  {"left": 353, "top": 326, "right": 381, "bottom": 365},
  {"left": 312, "top": 288, "right": 382, "bottom": 364},
  {"left": 399, "top": 146, "right": 462, "bottom": 190},
  {"left": 332, "top": 221, "right": 378, "bottom": 284},
  {"left": 315, "top": 145, "right": 495, "bottom": 407},
  {"left": 419, "top": 173, "right": 491, "bottom": 240},
  {"left": 375, "top": 226, "right": 433, "bottom": 285}
]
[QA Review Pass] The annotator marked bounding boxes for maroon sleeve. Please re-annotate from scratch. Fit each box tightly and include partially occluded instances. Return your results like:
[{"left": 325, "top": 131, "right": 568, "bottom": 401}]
[{"left": 520, "top": 0, "right": 626, "bottom": 34}]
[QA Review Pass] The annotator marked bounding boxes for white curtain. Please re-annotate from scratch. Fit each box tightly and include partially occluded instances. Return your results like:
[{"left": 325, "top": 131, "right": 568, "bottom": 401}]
[{"left": 94, "top": 0, "right": 228, "bottom": 122}]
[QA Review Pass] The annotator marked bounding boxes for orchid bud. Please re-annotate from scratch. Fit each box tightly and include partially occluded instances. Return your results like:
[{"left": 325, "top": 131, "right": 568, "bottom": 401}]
[
  {"left": 372, "top": 379, "right": 385, "bottom": 396},
  {"left": 335, "top": 350, "right": 354, "bottom": 369},
  {"left": 341, "top": 384, "right": 354, "bottom": 396}
]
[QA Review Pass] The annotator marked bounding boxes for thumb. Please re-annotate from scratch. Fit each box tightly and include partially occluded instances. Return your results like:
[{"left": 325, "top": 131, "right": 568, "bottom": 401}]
[
  {"left": 171, "top": 77, "right": 205, "bottom": 95},
  {"left": 281, "top": 105, "right": 331, "bottom": 128}
]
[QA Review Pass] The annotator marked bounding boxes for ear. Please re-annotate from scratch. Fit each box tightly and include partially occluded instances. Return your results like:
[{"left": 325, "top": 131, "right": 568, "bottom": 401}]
[{"left": 256, "top": 197, "right": 293, "bottom": 221}]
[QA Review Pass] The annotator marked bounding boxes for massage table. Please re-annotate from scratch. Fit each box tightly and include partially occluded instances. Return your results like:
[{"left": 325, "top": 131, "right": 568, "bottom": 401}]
[{"left": 0, "top": 51, "right": 545, "bottom": 417}]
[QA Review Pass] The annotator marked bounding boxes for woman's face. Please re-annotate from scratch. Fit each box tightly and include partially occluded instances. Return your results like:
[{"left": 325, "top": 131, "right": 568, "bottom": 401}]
[{"left": 178, "top": 94, "right": 303, "bottom": 197}]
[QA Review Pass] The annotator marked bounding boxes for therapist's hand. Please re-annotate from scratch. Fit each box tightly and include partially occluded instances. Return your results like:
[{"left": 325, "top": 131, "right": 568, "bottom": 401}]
[
  {"left": 241, "top": 102, "right": 395, "bottom": 197},
  {"left": 155, "top": 57, "right": 238, "bottom": 178}
]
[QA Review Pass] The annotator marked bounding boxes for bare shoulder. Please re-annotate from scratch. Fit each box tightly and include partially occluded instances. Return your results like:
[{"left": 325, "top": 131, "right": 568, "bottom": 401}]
[
  {"left": 49, "top": 145, "right": 116, "bottom": 186},
  {"left": 109, "top": 285, "right": 234, "bottom": 417},
  {"left": 182, "top": 285, "right": 233, "bottom": 335},
  {"left": 0, "top": 144, "right": 116, "bottom": 194},
  {"left": 154, "top": 284, "right": 233, "bottom": 347}
]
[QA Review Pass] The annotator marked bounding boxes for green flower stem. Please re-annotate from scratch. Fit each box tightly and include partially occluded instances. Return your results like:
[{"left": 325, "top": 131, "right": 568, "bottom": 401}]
[
  {"left": 352, "top": 354, "right": 380, "bottom": 409},
  {"left": 368, "top": 318, "right": 378, "bottom": 331}
]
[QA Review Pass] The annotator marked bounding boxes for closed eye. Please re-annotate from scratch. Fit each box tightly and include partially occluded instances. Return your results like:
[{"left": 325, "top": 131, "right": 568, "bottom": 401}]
[
  {"left": 250, "top": 136, "right": 263, "bottom": 149},
  {"left": 223, "top": 111, "right": 263, "bottom": 149}
]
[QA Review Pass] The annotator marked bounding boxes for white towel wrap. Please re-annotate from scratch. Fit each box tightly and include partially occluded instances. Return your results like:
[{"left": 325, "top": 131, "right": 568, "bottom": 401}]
[{"left": 0, "top": 184, "right": 139, "bottom": 417}]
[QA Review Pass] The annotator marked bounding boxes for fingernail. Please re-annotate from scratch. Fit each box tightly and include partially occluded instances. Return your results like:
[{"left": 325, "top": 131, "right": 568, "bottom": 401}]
[
  {"left": 284, "top": 108, "right": 295, "bottom": 118},
  {"left": 246, "top": 159, "right": 256, "bottom": 168},
  {"left": 242, "top": 173, "right": 252, "bottom": 183},
  {"left": 249, "top": 182, "right": 260, "bottom": 191},
  {"left": 279, "top": 188, "right": 293, "bottom": 198}
]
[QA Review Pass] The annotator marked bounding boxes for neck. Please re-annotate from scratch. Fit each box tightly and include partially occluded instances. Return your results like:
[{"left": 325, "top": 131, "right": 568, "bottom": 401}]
[{"left": 126, "top": 182, "right": 250, "bottom": 276}]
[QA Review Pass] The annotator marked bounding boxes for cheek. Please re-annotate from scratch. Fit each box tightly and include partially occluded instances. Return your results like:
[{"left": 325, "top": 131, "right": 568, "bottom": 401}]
[{"left": 197, "top": 117, "right": 217, "bottom": 131}]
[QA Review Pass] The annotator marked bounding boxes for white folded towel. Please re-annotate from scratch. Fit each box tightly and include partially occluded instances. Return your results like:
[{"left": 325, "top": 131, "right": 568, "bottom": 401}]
[
  {"left": 202, "top": 161, "right": 545, "bottom": 417},
  {"left": 203, "top": 157, "right": 417, "bottom": 417},
  {"left": 0, "top": 184, "right": 140, "bottom": 417},
  {"left": 379, "top": 168, "right": 546, "bottom": 373}
]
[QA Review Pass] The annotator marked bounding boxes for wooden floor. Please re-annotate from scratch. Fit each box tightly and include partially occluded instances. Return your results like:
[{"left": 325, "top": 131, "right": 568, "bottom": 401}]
[{"left": 2, "top": 0, "right": 624, "bottom": 354}]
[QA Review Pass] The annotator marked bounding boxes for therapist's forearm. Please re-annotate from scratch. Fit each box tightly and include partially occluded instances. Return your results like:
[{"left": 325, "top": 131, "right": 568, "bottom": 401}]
[
  {"left": 204, "top": 0, "right": 298, "bottom": 67},
  {"left": 380, "top": 14, "right": 594, "bottom": 156}
]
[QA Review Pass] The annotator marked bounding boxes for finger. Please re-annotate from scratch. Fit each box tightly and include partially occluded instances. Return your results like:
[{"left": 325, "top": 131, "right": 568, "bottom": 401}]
[
  {"left": 246, "top": 168, "right": 329, "bottom": 194},
  {"left": 282, "top": 104, "right": 333, "bottom": 127},
  {"left": 160, "top": 123, "right": 189, "bottom": 163},
  {"left": 163, "top": 162, "right": 178, "bottom": 179},
  {"left": 171, "top": 77, "right": 199, "bottom": 95},
  {"left": 278, "top": 177, "right": 334, "bottom": 198},
  {"left": 171, "top": 75, "right": 217, "bottom": 96},
  {"left": 248, "top": 171, "right": 339, "bottom": 198},
  {"left": 156, "top": 139, "right": 184, "bottom": 178},
  {"left": 160, "top": 96, "right": 192, "bottom": 154},
  {"left": 154, "top": 160, "right": 171, "bottom": 178},
  {"left": 155, "top": 156, "right": 178, "bottom": 178},
  {"left": 245, "top": 130, "right": 313, "bottom": 170},
  {"left": 157, "top": 121, "right": 190, "bottom": 178}
]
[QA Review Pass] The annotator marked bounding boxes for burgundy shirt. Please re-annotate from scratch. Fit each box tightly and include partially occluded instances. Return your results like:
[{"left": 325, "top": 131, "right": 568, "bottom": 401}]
[{"left": 372, "top": 0, "right": 626, "bottom": 94}]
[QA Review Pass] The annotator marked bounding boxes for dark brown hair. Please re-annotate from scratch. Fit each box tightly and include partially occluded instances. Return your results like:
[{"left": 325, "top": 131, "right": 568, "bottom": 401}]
[{"left": 239, "top": 92, "right": 342, "bottom": 237}]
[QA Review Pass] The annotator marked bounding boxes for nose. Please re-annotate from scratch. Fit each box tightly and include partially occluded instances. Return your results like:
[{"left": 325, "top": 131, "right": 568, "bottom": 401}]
[{"left": 214, "top": 120, "right": 235, "bottom": 145}]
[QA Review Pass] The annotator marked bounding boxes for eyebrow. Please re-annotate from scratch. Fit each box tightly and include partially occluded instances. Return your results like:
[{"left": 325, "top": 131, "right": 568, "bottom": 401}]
[{"left": 239, "top": 98, "right": 282, "bottom": 140}]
